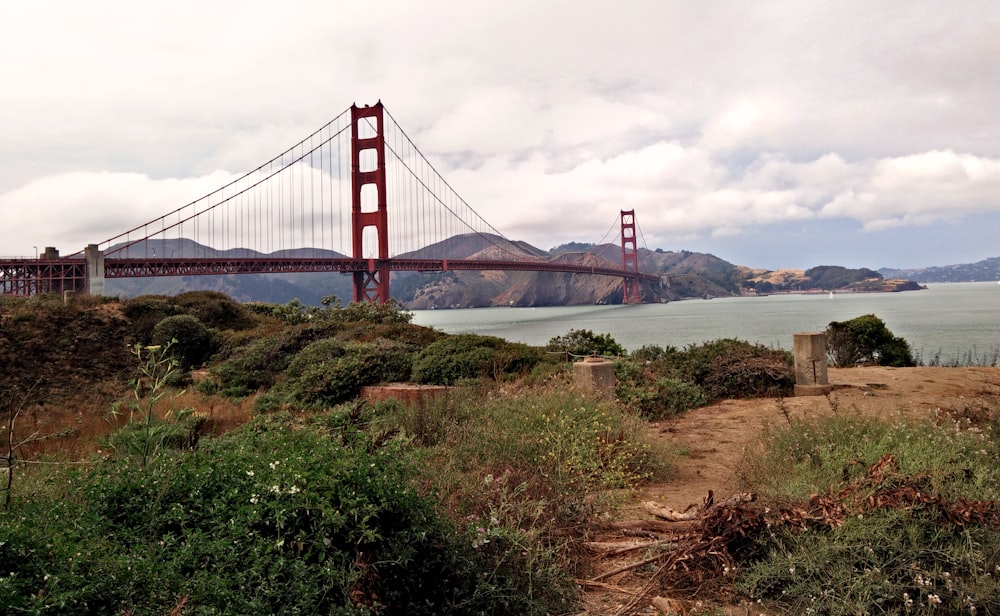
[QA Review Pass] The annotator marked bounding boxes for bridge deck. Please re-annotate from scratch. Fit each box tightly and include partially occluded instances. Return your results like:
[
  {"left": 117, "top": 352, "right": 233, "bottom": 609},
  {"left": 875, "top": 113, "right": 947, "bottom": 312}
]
[{"left": 1, "top": 256, "right": 659, "bottom": 297}]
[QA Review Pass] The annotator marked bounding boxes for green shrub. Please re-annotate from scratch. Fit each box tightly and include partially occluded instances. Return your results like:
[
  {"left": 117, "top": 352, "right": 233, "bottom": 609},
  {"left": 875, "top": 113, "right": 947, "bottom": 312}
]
[
  {"left": 212, "top": 336, "right": 292, "bottom": 397},
  {"left": 283, "top": 339, "right": 413, "bottom": 407},
  {"left": 210, "top": 323, "right": 345, "bottom": 398},
  {"left": 1, "top": 417, "right": 547, "bottom": 615},
  {"left": 104, "top": 342, "right": 196, "bottom": 467},
  {"left": 151, "top": 314, "right": 213, "bottom": 369},
  {"left": 172, "top": 290, "right": 252, "bottom": 330},
  {"left": 268, "top": 297, "right": 414, "bottom": 326},
  {"left": 412, "top": 334, "right": 542, "bottom": 385},
  {"left": 546, "top": 329, "right": 625, "bottom": 358},
  {"left": 340, "top": 322, "right": 444, "bottom": 347},
  {"left": 630, "top": 344, "right": 676, "bottom": 362},
  {"left": 616, "top": 339, "right": 792, "bottom": 414},
  {"left": 331, "top": 297, "right": 414, "bottom": 325},
  {"left": 826, "top": 313, "right": 915, "bottom": 367},
  {"left": 667, "top": 338, "right": 794, "bottom": 401},
  {"left": 616, "top": 367, "right": 707, "bottom": 419},
  {"left": 122, "top": 295, "right": 186, "bottom": 343}
]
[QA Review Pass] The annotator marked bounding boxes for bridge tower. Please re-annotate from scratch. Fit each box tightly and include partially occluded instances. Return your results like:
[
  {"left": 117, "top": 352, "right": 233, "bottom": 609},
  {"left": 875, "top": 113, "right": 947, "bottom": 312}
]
[
  {"left": 620, "top": 209, "right": 641, "bottom": 304},
  {"left": 350, "top": 102, "right": 391, "bottom": 303}
]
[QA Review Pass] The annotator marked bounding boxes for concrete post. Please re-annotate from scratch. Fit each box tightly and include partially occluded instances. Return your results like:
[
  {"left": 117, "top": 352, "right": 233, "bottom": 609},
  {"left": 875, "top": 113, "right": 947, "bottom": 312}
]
[
  {"left": 84, "top": 244, "right": 105, "bottom": 297},
  {"left": 573, "top": 357, "right": 616, "bottom": 398},
  {"left": 793, "top": 332, "right": 832, "bottom": 396}
]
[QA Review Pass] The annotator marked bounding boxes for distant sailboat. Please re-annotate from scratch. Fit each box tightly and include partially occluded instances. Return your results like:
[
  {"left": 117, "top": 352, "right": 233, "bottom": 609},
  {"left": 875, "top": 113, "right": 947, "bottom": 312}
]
[{"left": 829, "top": 291, "right": 835, "bottom": 299}]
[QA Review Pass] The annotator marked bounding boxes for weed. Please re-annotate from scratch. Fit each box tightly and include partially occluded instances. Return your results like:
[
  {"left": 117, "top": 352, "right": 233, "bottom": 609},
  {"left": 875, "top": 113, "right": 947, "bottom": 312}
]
[
  {"left": 104, "top": 341, "right": 195, "bottom": 467},
  {"left": 736, "top": 410, "right": 1000, "bottom": 614}
]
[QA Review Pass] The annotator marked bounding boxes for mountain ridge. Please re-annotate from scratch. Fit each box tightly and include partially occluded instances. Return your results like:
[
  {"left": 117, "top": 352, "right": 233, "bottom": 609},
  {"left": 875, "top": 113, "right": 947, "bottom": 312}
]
[
  {"left": 101, "top": 237, "right": 928, "bottom": 307},
  {"left": 879, "top": 256, "right": 1000, "bottom": 283}
]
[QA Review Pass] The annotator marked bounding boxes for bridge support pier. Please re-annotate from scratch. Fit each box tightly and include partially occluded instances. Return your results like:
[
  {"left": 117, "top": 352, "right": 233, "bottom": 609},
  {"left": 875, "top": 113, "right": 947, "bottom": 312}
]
[
  {"left": 85, "top": 244, "right": 105, "bottom": 297},
  {"left": 350, "top": 102, "right": 391, "bottom": 304},
  {"left": 620, "top": 210, "right": 640, "bottom": 303}
]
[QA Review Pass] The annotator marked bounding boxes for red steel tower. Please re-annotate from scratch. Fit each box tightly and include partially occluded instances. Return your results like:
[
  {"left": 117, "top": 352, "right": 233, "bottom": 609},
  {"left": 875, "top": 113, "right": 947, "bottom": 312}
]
[
  {"left": 620, "top": 209, "right": 640, "bottom": 303},
  {"left": 350, "top": 102, "right": 391, "bottom": 303}
]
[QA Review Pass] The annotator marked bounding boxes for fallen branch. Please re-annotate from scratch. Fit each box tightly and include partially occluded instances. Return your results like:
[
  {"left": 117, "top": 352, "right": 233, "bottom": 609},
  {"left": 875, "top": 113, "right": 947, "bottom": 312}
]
[
  {"left": 584, "top": 539, "right": 677, "bottom": 557},
  {"left": 607, "top": 519, "right": 696, "bottom": 536},
  {"left": 643, "top": 491, "right": 756, "bottom": 522},
  {"left": 574, "top": 579, "right": 638, "bottom": 595}
]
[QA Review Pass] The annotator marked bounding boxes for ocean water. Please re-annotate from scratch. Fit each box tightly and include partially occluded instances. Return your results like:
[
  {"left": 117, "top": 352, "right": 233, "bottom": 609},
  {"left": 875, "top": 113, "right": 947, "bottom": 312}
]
[{"left": 412, "top": 282, "right": 1000, "bottom": 361}]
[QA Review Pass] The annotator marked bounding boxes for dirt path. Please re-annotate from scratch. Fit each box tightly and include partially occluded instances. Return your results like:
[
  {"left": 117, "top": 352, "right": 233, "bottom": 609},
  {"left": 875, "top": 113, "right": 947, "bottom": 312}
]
[{"left": 581, "top": 366, "right": 1000, "bottom": 615}]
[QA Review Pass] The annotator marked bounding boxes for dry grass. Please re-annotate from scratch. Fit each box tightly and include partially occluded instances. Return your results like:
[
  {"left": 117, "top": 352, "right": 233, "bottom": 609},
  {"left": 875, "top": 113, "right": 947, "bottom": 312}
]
[{"left": 9, "top": 385, "right": 256, "bottom": 462}]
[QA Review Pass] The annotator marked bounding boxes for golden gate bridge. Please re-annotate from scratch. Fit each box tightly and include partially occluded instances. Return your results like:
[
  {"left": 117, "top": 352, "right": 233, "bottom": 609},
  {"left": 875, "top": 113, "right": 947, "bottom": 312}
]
[{"left": 1, "top": 102, "right": 660, "bottom": 303}]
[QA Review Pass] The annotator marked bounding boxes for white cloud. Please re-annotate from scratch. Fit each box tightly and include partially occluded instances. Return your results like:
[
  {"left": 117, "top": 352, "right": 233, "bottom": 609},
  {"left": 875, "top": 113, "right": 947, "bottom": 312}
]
[{"left": 2, "top": 0, "right": 1000, "bottom": 268}]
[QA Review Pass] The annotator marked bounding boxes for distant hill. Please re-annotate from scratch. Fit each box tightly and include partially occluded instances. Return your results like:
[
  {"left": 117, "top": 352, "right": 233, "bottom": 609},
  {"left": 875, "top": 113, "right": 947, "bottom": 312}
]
[
  {"left": 100, "top": 237, "right": 922, "bottom": 307},
  {"left": 104, "top": 239, "right": 354, "bottom": 304},
  {"left": 879, "top": 257, "right": 1000, "bottom": 283}
]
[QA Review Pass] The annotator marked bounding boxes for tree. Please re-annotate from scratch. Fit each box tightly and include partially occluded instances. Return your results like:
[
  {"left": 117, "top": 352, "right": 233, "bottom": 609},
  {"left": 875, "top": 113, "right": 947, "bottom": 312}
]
[
  {"left": 546, "top": 329, "right": 625, "bottom": 359},
  {"left": 826, "top": 314, "right": 914, "bottom": 367},
  {"left": 152, "top": 315, "right": 213, "bottom": 369}
]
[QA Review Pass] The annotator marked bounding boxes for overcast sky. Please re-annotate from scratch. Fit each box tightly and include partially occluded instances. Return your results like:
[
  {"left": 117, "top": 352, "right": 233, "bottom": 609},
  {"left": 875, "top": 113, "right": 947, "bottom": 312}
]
[{"left": 2, "top": 0, "right": 999, "bottom": 270}]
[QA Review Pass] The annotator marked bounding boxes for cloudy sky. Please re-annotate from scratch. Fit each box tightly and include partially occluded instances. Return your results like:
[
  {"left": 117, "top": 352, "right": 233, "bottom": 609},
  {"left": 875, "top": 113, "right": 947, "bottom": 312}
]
[{"left": 2, "top": 0, "right": 999, "bottom": 270}]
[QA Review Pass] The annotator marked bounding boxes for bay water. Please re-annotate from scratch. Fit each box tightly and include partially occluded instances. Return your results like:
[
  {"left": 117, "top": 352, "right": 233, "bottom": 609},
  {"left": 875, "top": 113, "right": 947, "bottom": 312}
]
[{"left": 412, "top": 282, "right": 1000, "bottom": 362}]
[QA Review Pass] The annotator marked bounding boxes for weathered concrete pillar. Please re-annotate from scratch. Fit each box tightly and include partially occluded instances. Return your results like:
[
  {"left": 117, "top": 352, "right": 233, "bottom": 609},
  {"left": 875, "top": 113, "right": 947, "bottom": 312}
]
[
  {"left": 573, "top": 357, "right": 616, "bottom": 398},
  {"left": 85, "top": 244, "right": 105, "bottom": 297},
  {"left": 793, "top": 332, "right": 832, "bottom": 396}
]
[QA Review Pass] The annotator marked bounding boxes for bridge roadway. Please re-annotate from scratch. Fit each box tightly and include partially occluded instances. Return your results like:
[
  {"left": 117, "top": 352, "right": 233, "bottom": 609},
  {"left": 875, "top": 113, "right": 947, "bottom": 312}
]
[
  {"left": 99, "top": 256, "right": 661, "bottom": 281},
  {"left": 1, "top": 256, "right": 660, "bottom": 296}
]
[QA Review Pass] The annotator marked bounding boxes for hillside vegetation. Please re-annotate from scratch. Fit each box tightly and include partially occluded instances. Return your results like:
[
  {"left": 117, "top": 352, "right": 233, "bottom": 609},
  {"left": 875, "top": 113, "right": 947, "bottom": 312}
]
[{"left": 4, "top": 292, "right": 997, "bottom": 615}]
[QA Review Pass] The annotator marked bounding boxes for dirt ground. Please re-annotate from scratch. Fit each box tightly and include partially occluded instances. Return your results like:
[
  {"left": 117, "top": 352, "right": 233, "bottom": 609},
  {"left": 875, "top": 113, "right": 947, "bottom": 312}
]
[{"left": 581, "top": 366, "right": 1000, "bottom": 616}]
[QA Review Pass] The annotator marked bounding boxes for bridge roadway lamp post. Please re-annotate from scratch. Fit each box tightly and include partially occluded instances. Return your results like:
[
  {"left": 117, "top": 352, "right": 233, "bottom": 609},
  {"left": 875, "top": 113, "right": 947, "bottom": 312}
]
[{"left": 350, "top": 102, "right": 391, "bottom": 304}]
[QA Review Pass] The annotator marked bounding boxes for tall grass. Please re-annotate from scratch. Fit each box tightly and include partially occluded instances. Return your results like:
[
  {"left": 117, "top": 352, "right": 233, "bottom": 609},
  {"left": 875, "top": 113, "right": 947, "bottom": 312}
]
[
  {"left": 377, "top": 381, "right": 673, "bottom": 522},
  {"left": 736, "top": 410, "right": 1000, "bottom": 614},
  {"left": 914, "top": 344, "right": 1000, "bottom": 367},
  {"left": 372, "top": 377, "right": 675, "bottom": 596}
]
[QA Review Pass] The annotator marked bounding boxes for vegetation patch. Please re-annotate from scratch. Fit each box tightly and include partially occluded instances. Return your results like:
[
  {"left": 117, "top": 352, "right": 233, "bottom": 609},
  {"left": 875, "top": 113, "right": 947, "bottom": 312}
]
[
  {"left": 826, "top": 313, "right": 915, "bottom": 367},
  {"left": 413, "top": 334, "right": 545, "bottom": 385},
  {"left": 616, "top": 338, "right": 793, "bottom": 418},
  {"left": 728, "top": 412, "right": 1000, "bottom": 614}
]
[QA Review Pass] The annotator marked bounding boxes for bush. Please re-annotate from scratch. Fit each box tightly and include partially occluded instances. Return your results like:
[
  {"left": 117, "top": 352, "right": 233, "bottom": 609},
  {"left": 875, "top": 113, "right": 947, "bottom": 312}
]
[
  {"left": 616, "top": 363, "right": 707, "bottom": 419},
  {"left": 826, "top": 313, "right": 915, "bottom": 367},
  {"left": 412, "top": 334, "right": 542, "bottom": 385},
  {"left": 1, "top": 416, "right": 544, "bottom": 615},
  {"left": 210, "top": 323, "right": 345, "bottom": 398},
  {"left": 211, "top": 336, "right": 295, "bottom": 398},
  {"left": 172, "top": 290, "right": 252, "bottom": 330},
  {"left": 122, "top": 295, "right": 185, "bottom": 343},
  {"left": 614, "top": 340, "right": 792, "bottom": 416},
  {"left": 630, "top": 344, "right": 676, "bottom": 362},
  {"left": 151, "top": 314, "right": 213, "bottom": 369},
  {"left": 283, "top": 339, "right": 413, "bottom": 407},
  {"left": 268, "top": 297, "right": 414, "bottom": 326},
  {"left": 546, "top": 329, "right": 625, "bottom": 358},
  {"left": 663, "top": 339, "right": 793, "bottom": 402}
]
